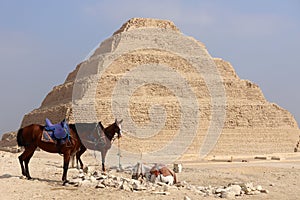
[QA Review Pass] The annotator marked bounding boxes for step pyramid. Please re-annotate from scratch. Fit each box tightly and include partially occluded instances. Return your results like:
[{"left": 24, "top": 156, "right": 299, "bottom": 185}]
[{"left": 21, "top": 18, "right": 299, "bottom": 160}]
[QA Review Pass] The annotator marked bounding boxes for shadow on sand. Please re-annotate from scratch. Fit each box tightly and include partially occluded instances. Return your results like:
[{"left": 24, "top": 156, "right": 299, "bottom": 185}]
[{"left": 0, "top": 173, "right": 62, "bottom": 185}]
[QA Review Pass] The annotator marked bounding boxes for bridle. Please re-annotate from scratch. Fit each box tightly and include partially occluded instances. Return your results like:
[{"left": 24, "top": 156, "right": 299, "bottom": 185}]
[{"left": 111, "top": 124, "right": 121, "bottom": 144}]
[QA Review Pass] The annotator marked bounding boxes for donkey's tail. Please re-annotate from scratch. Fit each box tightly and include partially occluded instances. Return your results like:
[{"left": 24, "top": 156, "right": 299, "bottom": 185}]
[{"left": 17, "top": 128, "right": 24, "bottom": 147}]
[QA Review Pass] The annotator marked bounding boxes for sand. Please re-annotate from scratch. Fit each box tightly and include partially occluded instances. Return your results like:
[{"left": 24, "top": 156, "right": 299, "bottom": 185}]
[{"left": 0, "top": 150, "right": 299, "bottom": 200}]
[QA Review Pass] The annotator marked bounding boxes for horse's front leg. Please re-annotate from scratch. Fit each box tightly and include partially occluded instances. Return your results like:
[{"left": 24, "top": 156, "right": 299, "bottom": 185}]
[
  {"left": 76, "top": 145, "right": 86, "bottom": 169},
  {"left": 62, "top": 152, "right": 71, "bottom": 185},
  {"left": 101, "top": 150, "right": 108, "bottom": 172}
]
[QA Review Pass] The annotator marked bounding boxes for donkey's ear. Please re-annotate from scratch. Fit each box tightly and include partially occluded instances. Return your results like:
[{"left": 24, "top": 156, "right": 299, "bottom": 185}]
[{"left": 115, "top": 119, "right": 123, "bottom": 125}]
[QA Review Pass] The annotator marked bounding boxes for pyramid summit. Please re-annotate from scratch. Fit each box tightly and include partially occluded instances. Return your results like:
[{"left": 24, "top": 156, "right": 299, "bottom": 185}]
[
  {"left": 113, "top": 18, "right": 180, "bottom": 35},
  {"left": 21, "top": 18, "right": 299, "bottom": 160}
]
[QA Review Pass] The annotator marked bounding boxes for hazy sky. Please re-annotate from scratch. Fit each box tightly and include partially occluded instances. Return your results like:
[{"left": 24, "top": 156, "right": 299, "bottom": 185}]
[{"left": 0, "top": 0, "right": 299, "bottom": 135}]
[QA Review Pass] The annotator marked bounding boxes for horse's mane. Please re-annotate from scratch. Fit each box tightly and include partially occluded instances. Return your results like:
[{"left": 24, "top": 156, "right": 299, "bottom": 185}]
[
  {"left": 72, "top": 123, "right": 99, "bottom": 132},
  {"left": 103, "top": 123, "right": 116, "bottom": 139},
  {"left": 69, "top": 123, "right": 84, "bottom": 143},
  {"left": 68, "top": 124, "right": 77, "bottom": 133}
]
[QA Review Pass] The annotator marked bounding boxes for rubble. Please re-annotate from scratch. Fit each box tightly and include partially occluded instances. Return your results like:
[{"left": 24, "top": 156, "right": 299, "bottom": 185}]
[
  {"left": 0, "top": 131, "right": 21, "bottom": 153},
  {"left": 68, "top": 168, "right": 269, "bottom": 198}
]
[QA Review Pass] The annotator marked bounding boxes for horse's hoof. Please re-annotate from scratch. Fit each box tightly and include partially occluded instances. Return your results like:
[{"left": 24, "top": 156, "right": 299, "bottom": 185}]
[
  {"left": 27, "top": 176, "right": 32, "bottom": 180},
  {"left": 63, "top": 180, "right": 69, "bottom": 186},
  {"left": 83, "top": 166, "right": 88, "bottom": 173},
  {"left": 20, "top": 175, "right": 27, "bottom": 179}
]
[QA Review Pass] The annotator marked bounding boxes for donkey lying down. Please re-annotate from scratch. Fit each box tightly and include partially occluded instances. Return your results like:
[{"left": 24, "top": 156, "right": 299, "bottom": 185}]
[
  {"left": 150, "top": 163, "right": 177, "bottom": 185},
  {"left": 132, "top": 162, "right": 177, "bottom": 185}
]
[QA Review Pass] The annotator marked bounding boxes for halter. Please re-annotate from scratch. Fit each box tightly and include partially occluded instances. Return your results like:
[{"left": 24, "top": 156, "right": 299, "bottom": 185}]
[{"left": 110, "top": 122, "right": 122, "bottom": 143}]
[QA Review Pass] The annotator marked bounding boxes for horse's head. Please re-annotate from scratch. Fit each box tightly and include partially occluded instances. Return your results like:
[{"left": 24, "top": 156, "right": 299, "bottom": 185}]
[
  {"left": 100, "top": 119, "right": 123, "bottom": 141},
  {"left": 114, "top": 119, "right": 123, "bottom": 139}
]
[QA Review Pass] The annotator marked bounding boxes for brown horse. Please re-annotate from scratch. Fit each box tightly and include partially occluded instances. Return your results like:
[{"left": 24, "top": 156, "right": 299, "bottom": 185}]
[
  {"left": 77, "top": 119, "right": 123, "bottom": 171},
  {"left": 17, "top": 121, "right": 87, "bottom": 185}
]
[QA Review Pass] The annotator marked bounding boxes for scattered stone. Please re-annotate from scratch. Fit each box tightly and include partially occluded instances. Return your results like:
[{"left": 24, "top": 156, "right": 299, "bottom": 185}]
[
  {"left": 132, "top": 182, "right": 147, "bottom": 191},
  {"left": 245, "top": 188, "right": 252, "bottom": 194},
  {"left": 66, "top": 168, "right": 268, "bottom": 198},
  {"left": 113, "top": 176, "right": 121, "bottom": 182},
  {"left": 271, "top": 156, "right": 281, "bottom": 160},
  {"left": 253, "top": 190, "right": 261, "bottom": 195},
  {"left": 221, "top": 191, "right": 235, "bottom": 199},
  {"left": 244, "top": 182, "right": 255, "bottom": 191},
  {"left": 81, "top": 179, "right": 94, "bottom": 187},
  {"left": 260, "top": 189, "right": 269, "bottom": 194},
  {"left": 228, "top": 184, "right": 242, "bottom": 196},
  {"left": 120, "top": 181, "right": 133, "bottom": 191},
  {"left": 246, "top": 191, "right": 255, "bottom": 195},
  {"left": 175, "top": 181, "right": 188, "bottom": 187},
  {"left": 173, "top": 163, "right": 182, "bottom": 173},
  {"left": 215, "top": 187, "right": 226, "bottom": 193},
  {"left": 90, "top": 176, "right": 97, "bottom": 183},
  {"left": 95, "top": 183, "right": 105, "bottom": 189},
  {"left": 254, "top": 156, "right": 268, "bottom": 160},
  {"left": 256, "top": 185, "right": 263, "bottom": 191},
  {"left": 152, "top": 191, "right": 170, "bottom": 195},
  {"left": 78, "top": 173, "right": 85, "bottom": 178},
  {"left": 97, "top": 174, "right": 107, "bottom": 180},
  {"left": 183, "top": 196, "right": 191, "bottom": 200},
  {"left": 156, "top": 182, "right": 167, "bottom": 186},
  {"left": 92, "top": 171, "right": 98, "bottom": 176}
]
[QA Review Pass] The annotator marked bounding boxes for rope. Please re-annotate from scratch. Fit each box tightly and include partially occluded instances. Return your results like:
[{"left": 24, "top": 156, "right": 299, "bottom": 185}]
[{"left": 117, "top": 138, "right": 122, "bottom": 169}]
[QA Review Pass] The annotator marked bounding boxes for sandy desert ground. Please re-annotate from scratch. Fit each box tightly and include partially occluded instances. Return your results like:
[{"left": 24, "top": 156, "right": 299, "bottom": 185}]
[{"left": 0, "top": 149, "right": 300, "bottom": 200}]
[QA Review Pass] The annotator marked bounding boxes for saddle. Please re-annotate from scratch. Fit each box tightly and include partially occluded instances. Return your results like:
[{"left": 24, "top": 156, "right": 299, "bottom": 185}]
[{"left": 42, "top": 118, "right": 70, "bottom": 143}]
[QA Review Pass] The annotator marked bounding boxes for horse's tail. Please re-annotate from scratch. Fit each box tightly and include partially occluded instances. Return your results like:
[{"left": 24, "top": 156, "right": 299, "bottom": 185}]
[{"left": 17, "top": 128, "right": 24, "bottom": 147}]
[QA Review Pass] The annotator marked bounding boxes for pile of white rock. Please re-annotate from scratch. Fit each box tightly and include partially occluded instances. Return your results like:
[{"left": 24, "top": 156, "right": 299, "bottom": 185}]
[
  {"left": 68, "top": 168, "right": 174, "bottom": 194},
  {"left": 174, "top": 181, "right": 269, "bottom": 198},
  {"left": 67, "top": 167, "right": 269, "bottom": 198}
]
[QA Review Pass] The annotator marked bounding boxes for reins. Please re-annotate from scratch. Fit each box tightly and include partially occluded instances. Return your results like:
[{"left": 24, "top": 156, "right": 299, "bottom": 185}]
[{"left": 117, "top": 136, "right": 122, "bottom": 170}]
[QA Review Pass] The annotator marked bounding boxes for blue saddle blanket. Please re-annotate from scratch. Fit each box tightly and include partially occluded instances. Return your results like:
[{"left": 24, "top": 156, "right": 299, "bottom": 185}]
[{"left": 44, "top": 118, "right": 70, "bottom": 140}]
